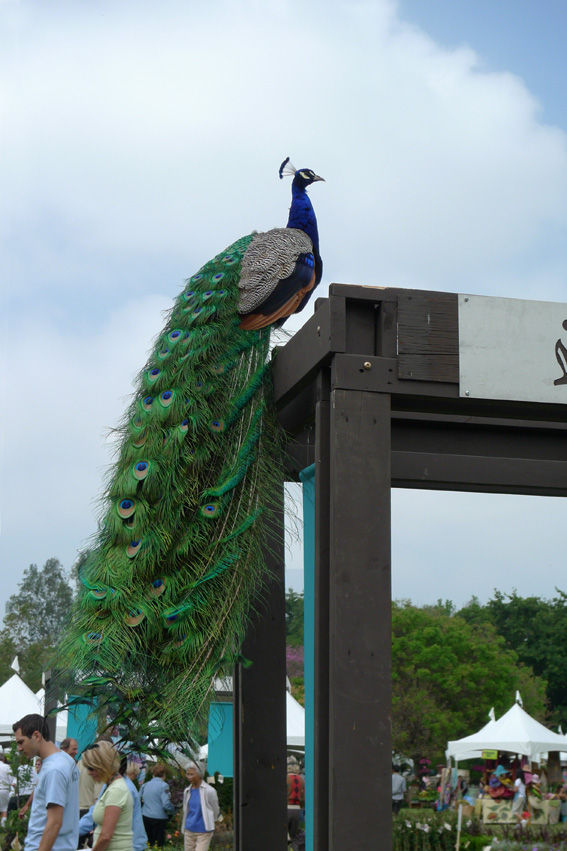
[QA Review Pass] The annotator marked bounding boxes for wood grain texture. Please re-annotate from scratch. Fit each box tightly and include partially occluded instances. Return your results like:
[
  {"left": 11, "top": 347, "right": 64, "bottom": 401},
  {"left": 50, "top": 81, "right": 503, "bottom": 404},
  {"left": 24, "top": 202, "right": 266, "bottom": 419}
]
[{"left": 397, "top": 292, "right": 459, "bottom": 382}]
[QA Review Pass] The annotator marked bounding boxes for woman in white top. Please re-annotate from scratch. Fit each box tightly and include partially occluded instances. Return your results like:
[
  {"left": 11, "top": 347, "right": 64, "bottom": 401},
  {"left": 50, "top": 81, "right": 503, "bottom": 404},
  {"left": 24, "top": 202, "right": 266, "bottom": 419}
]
[
  {"left": 181, "top": 763, "right": 219, "bottom": 851},
  {"left": 0, "top": 756, "right": 12, "bottom": 821},
  {"left": 512, "top": 769, "right": 526, "bottom": 824}
]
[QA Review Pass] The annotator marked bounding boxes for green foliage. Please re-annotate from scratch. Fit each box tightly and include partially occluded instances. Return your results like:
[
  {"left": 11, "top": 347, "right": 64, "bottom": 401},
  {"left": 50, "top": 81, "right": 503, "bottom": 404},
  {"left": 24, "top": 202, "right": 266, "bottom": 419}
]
[
  {"left": 460, "top": 837, "right": 494, "bottom": 851},
  {"left": 285, "top": 589, "right": 304, "bottom": 646},
  {"left": 392, "top": 601, "right": 546, "bottom": 762},
  {"left": 393, "top": 809, "right": 567, "bottom": 851},
  {"left": 211, "top": 773, "right": 233, "bottom": 822},
  {"left": 458, "top": 589, "right": 567, "bottom": 726},
  {"left": 0, "top": 558, "right": 74, "bottom": 691},
  {"left": 0, "top": 631, "right": 18, "bottom": 685},
  {"left": 0, "top": 743, "right": 35, "bottom": 850},
  {"left": 4, "top": 558, "right": 73, "bottom": 646},
  {"left": 393, "top": 811, "right": 469, "bottom": 851}
]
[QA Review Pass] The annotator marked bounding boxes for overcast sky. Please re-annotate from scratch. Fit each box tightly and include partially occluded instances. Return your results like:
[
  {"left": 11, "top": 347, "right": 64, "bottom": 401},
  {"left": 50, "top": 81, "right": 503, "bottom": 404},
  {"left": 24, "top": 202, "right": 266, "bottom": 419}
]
[{"left": 1, "top": 0, "right": 567, "bottom": 616}]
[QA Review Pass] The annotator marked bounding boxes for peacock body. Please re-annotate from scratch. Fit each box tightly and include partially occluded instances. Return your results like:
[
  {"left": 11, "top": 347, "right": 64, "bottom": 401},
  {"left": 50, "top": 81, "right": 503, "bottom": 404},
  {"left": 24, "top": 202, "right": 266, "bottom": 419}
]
[{"left": 56, "top": 160, "right": 324, "bottom": 748}]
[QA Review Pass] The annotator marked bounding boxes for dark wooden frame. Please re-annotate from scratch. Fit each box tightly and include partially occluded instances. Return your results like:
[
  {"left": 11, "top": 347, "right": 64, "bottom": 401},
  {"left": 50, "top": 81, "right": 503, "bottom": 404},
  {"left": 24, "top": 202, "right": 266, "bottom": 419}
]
[{"left": 234, "top": 284, "right": 567, "bottom": 851}]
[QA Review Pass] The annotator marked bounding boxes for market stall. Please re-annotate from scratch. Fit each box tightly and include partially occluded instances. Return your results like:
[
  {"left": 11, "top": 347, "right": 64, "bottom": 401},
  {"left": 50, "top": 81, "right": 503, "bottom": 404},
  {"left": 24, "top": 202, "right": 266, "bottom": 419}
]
[{"left": 445, "top": 696, "right": 567, "bottom": 823}]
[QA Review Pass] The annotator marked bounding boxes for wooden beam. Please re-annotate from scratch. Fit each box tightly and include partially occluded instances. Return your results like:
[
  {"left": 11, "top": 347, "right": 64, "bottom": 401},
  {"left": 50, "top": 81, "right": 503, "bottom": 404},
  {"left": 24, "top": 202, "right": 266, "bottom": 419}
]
[
  {"left": 329, "top": 283, "right": 455, "bottom": 303},
  {"left": 272, "top": 296, "right": 347, "bottom": 407},
  {"left": 392, "top": 451, "right": 567, "bottom": 496},
  {"left": 332, "top": 354, "right": 459, "bottom": 398},
  {"left": 397, "top": 291, "right": 459, "bottom": 383}
]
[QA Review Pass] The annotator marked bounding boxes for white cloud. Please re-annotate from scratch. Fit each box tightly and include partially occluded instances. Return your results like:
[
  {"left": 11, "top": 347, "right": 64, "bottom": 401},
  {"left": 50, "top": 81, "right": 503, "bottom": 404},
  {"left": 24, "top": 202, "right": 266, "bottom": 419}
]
[
  {"left": 1, "top": 0, "right": 567, "bottom": 609},
  {"left": 0, "top": 294, "right": 170, "bottom": 583}
]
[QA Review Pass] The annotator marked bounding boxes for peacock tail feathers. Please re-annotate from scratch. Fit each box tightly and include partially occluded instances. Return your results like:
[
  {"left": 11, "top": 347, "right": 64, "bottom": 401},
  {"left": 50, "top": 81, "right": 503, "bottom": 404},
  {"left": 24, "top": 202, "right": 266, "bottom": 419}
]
[
  {"left": 55, "top": 160, "right": 324, "bottom": 750},
  {"left": 56, "top": 235, "right": 284, "bottom": 745}
]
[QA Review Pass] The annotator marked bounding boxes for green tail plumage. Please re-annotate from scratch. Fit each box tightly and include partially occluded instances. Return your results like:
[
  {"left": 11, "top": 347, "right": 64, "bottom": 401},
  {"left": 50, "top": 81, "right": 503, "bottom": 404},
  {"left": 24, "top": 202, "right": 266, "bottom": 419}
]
[{"left": 56, "top": 234, "right": 284, "bottom": 748}]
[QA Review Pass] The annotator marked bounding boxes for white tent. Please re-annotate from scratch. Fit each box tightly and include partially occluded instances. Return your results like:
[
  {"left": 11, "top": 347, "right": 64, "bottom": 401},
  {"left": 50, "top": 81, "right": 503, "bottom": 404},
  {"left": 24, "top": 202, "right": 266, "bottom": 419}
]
[
  {"left": 286, "top": 691, "right": 305, "bottom": 747},
  {"left": 34, "top": 689, "right": 68, "bottom": 743},
  {"left": 0, "top": 673, "right": 44, "bottom": 736},
  {"left": 447, "top": 708, "right": 497, "bottom": 762},
  {"left": 447, "top": 701, "right": 567, "bottom": 761},
  {"left": 0, "top": 674, "right": 67, "bottom": 743}
]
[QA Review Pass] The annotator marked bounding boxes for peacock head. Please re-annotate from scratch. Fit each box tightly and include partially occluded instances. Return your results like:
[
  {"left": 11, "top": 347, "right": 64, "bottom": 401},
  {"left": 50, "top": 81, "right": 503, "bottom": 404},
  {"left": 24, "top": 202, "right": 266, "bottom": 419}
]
[{"left": 279, "top": 157, "right": 325, "bottom": 189}]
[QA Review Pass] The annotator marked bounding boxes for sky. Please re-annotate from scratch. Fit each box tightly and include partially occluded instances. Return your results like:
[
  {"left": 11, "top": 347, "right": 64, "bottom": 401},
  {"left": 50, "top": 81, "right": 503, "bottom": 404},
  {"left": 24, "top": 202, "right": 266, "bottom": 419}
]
[{"left": 1, "top": 0, "right": 567, "bottom": 618}]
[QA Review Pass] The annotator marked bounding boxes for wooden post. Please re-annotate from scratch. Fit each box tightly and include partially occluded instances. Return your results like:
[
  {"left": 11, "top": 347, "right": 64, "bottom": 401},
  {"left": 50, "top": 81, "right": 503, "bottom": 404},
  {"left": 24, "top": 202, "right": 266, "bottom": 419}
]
[
  {"left": 234, "top": 482, "right": 287, "bottom": 850},
  {"left": 328, "top": 389, "right": 392, "bottom": 851},
  {"left": 43, "top": 670, "right": 57, "bottom": 743}
]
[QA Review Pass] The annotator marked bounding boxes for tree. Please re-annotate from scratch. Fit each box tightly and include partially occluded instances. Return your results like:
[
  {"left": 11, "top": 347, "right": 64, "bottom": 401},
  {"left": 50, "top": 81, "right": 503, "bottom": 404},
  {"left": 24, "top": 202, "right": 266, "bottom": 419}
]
[
  {"left": 392, "top": 601, "right": 546, "bottom": 765},
  {"left": 285, "top": 589, "right": 304, "bottom": 646},
  {"left": 0, "top": 630, "right": 18, "bottom": 685},
  {"left": 458, "top": 590, "right": 567, "bottom": 728},
  {"left": 2, "top": 558, "right": 74, "bottom": 691},
  {"left": 4, "top": 558, "right": 73, "bottom": 646}
]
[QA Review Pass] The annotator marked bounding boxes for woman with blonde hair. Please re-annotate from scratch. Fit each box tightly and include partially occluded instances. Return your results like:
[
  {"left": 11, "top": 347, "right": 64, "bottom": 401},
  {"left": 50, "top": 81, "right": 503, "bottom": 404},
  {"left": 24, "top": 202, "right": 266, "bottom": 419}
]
[
  {"left": 125, "top": 763, "right": 141, "bottom": 786},
  {"left": 81, "top": 742, "right": 133, "bottom": 851}
]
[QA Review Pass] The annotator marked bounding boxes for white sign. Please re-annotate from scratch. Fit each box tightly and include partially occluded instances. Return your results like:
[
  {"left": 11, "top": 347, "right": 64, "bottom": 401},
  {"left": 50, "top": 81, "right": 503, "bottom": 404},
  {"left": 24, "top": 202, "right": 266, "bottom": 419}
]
[{"left": 459, "top": 294, "right": 567, "bottom": 405}]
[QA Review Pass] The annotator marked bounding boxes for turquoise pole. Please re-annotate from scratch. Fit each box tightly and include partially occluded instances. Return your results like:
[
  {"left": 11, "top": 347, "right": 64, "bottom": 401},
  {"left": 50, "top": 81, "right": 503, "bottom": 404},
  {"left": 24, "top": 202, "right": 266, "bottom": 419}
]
[{"left": 299, "top": 464, "right": 315, "bottom": 851}]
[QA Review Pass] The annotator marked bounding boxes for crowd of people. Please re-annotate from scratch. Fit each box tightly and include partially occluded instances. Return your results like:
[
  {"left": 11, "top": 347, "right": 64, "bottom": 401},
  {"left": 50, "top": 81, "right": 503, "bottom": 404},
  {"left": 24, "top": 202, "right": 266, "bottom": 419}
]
[
  {"left": 475, "top": 762, "right": 567, "bottom": 824},
  {"left": 2, "top": 714, "right": 220, "bottom": 851},
  {"left": 391, "top": 759, "right": 567, "bottom": 825}
]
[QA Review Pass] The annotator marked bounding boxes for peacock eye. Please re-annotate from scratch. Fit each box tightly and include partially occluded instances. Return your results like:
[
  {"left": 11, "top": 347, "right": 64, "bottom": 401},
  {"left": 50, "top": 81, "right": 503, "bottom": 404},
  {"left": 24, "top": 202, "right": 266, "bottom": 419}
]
[
  {"left": 126, "top": 539, "right": 142, "bottom": 557},
  {"left": 133, "top": 461, "right": 150, "bottom": 480},
  {"left": 117, "top": 498, "right": 136, "bottom": 519},
  {"left": 90, "top": 589, "right": 107, "bottom": 599},
  {"left": 125, "top": 609, "right": 145, "bottom": 626},
  {"left": 150, "top": 578, "right": 166, "bottom": 597}
]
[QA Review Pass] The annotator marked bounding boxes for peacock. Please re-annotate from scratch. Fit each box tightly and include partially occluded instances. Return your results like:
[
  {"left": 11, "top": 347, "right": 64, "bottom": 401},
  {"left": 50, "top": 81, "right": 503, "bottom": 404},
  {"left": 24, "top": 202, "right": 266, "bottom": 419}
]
[{"left": 55, "top": 158, "right": 324, "bottom": 751}]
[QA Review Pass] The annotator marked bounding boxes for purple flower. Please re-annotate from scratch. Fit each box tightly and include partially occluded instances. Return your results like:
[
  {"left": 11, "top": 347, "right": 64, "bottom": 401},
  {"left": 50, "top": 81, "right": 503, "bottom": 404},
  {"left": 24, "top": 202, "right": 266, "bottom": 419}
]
[{"left": 286, "top": 646, "right": 304, "bottom": 678}]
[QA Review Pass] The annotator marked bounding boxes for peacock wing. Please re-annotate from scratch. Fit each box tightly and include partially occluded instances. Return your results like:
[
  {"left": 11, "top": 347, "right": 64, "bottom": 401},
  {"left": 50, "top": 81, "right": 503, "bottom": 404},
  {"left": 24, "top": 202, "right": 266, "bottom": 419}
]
[{"left": 238, "top": 228, "right": 315, "bottom": 329}]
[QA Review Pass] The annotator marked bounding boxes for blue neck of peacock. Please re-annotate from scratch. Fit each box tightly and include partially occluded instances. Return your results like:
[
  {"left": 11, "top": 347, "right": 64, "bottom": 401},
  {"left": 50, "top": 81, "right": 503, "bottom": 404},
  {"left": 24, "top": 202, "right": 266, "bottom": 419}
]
[{"left": 286, "top": 184, "right": 320, "bottom": 260}]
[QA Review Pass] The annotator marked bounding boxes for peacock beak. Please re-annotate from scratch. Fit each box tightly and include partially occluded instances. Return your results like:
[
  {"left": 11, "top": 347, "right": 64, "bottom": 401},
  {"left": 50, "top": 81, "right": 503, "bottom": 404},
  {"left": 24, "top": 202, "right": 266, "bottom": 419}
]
[{"left": 312, "top": 174, "right": 325, "bottom": 182}]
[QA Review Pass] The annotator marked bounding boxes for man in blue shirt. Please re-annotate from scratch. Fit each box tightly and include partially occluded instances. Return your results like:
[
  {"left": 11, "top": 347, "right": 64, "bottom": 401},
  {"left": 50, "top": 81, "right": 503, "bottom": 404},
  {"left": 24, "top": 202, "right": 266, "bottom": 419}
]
[{"left": 12, "top": 714, "right": 79, "bottom": 851}]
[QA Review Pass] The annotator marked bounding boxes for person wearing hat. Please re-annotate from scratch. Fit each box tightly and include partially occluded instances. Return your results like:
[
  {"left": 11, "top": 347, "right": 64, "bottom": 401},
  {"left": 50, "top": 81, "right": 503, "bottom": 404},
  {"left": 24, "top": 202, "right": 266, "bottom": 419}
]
[
  {"left": 180, "top": 762, "right": 219, "bottom": 851},
  {"left": 287, "top": 758, "right": 305, "bottom": 841}
]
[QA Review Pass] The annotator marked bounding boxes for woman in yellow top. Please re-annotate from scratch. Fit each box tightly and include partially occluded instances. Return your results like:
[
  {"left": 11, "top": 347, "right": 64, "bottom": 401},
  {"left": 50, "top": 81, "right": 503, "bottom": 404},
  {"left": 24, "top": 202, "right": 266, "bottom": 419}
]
[{"left": 81, "top": 742, "right": 133, "bottom": 851}]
